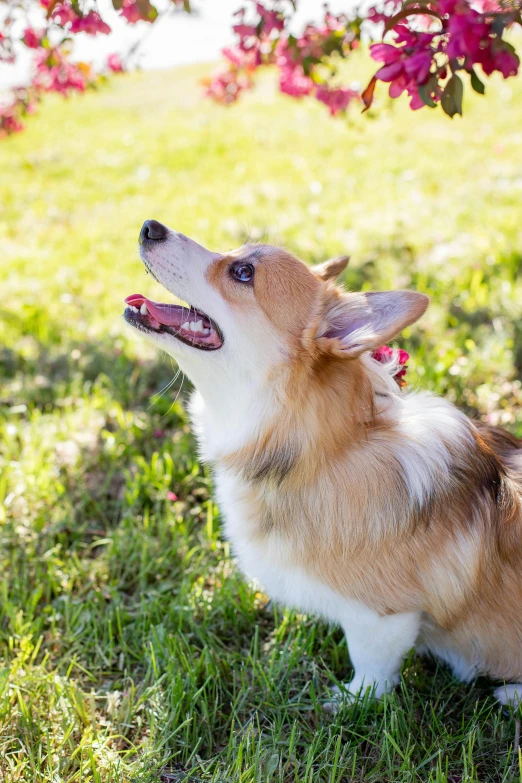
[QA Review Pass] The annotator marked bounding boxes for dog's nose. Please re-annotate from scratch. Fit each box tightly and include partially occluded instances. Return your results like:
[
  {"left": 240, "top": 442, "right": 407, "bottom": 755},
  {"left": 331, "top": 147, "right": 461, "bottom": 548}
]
[{"left": 139, "top": 219, "right": 168, "bottom": 244}]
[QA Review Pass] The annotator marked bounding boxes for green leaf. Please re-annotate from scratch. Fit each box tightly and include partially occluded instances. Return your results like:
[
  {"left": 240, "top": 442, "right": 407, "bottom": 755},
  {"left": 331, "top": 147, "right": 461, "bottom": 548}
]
[
  {"left": 441, "top": 73, "right": 463, "bottom": 118},
  {"left": 470, "top": 68, "right": 485, "bottom": 95},
  {"left": 136, "top": 0, "right": 158, "bottom": 21},
  {"left": 112, "top": 0, "right": 123, "bottom": 10},
  {"left": 418, "top": 82, "right": 437, "bottom": 108}
]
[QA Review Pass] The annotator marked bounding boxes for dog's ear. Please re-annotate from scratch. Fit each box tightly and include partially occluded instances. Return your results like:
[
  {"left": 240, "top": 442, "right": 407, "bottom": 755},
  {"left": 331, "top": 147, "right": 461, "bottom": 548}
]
[
  {"left": 316, "top": 290, "right": 428, "bottom": 357},
  {"left": 311, "top": 255, "right": 350, "bottom": 282}
]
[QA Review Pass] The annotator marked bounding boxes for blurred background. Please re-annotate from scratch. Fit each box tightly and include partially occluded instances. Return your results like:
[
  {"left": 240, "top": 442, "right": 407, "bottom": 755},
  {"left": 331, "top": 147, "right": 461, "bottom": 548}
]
[{"left": 1, "top": 18, "right": 522, "bottom": 782}]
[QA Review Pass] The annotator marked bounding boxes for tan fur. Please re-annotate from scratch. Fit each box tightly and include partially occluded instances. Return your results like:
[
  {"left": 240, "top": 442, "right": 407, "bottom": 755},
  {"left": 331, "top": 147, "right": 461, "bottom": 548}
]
[
  {"left": 311, "top": 255, "right": 350, "bottom": 281},
  {"left": 209, "top": 245, "right": 522, "bottom": 682},
  {"left": 206, "top": 246, "right": 322, "bottom": 345}
]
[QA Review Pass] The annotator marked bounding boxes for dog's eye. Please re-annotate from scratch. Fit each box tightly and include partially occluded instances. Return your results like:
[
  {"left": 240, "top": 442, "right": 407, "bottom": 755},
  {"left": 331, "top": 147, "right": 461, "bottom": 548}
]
[{"left": 231, "top": 263, "right": 254, "bottom": 283}]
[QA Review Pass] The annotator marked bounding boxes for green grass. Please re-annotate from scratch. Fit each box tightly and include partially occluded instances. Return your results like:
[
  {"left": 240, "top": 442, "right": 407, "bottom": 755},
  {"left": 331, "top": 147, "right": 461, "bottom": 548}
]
[{"left": 1, "top": 56, "right": 522, "bottom": 781}]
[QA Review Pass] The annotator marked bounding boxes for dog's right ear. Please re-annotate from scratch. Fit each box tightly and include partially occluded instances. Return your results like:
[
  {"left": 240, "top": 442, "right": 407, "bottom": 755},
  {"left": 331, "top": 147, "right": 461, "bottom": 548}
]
[{"left": 311, "top": 255, "right": 350, "bottom": 282}]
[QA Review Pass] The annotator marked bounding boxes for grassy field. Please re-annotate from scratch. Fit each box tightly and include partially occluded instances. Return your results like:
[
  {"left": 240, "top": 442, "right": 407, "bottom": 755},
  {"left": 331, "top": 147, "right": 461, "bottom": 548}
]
[{"left": 1, "top": 56, "right": 522, "bottom": 782}]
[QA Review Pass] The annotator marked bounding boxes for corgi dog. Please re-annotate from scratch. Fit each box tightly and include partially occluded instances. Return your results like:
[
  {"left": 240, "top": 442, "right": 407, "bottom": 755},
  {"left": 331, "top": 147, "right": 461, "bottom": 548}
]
[{"left": 124, "top": 219, "right": 522, "bottom": 708}]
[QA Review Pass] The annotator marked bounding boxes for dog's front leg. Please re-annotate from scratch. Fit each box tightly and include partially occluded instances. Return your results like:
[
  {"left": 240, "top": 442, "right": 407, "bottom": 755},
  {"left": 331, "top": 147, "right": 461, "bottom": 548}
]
[{"left": 327, "top": 602, "right": 421, "bottom": 707}]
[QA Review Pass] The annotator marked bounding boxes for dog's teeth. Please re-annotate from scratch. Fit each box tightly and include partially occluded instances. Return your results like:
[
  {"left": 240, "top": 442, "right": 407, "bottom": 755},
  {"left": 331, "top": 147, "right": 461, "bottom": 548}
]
[
  {"left": 181, "top": 322, "right": 190, "bottom": 331},
  {"left": 193, "top": 320, "right": 204, "bottom": 333},
  {"left": 189, "top": 322, "right": 197, "bottom": 332},
  {"left": 140, "top": 303, "right": 148, "bottom": 315},
  {"left": 131, "top": 306, "right": 139, "bottom": 313},
  {"left": 201, "top": 328, "right": 210, "bottom": 336}
]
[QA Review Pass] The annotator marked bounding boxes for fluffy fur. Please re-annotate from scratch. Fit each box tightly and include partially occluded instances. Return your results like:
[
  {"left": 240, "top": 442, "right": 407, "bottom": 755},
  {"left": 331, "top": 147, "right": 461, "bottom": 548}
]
[{"left": 126, "top": 224, "right": 522, "bottom": 706}]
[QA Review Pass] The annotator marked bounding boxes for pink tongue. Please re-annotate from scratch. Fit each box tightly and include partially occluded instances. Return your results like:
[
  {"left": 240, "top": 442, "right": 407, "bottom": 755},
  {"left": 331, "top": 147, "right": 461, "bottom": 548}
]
[{"left": 125, "top": 294, "right": 187, "bottom": 327}]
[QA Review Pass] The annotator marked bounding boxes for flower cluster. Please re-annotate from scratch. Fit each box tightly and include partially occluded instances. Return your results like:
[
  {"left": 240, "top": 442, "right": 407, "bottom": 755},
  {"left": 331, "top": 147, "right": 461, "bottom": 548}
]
[
  {"left": 1, "top": 0, "right": 136, "bottom": 137},
  {"left": 2, "top": 0, "right": 522, "bottom": 137},
  {"left": 367, "top": 0, "right": 520, "bottom": 114},
  {"left": 372, "top": 345, "right": 410, "bottom": 387},
  {"left": 0, "top": 87, "right": 38, "bottom": 139},
  {"left": 69, "top": 11, "right": 111, "bottom": 35},
  {"left": 206, "top": 3, "right": 363, "bottom": 115},
  {"left": 207, "top": 0, "right": 521, "bottom": 118},
  {"left": 33, "top": 47, "right": 93, "bottom": 95}
]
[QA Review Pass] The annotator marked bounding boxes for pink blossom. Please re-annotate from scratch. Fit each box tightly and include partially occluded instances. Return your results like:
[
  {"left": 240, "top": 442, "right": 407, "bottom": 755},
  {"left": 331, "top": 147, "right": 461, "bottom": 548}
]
[
  {"left": 23, "top": 28, "right": 45, "bottom": 49},
  {"left": 69, "top": 12, "right": 111, "bottom": 36},
  {"left": 437, "top": 0, "right": 459, "bottom": 14},
  {"left": 204, "top": 66, "right": 251, "bottom": 104},
  {"left": 371, "top": 35, "right": 435, "bottom": 87},
  {"left": 51, "top": 3, "right": 78, "bottom": 27},
  {"left": 222, "top": 47, "right": 245, "bottom": 67},
  {"left": 120, "top": 0, "right": 143, "bottom": 24},
  {"left": 315, "top": 86, "right": 358, "bottom": 115},
  {"left": 376, "top": 61, "right": 404, "bottom": 82},
  {"left": 404, "top": 51, "right": 433, "bottom": 83},
  {"left": 372, "top": 345, "right": 393, "bottom": 363},
  {"left": 107, "top": 53, "right": 124, "bottom": 73},
  {"left": 446, "top": 10, "right": 489, "bottom": 60},
  {"left": 279, "top": 64, "right": 314, "bottom": 98},
  {"left": 255, "top": 3, "right": 284, "bottom": 34},
  {"left": 34, "top": 48, "right": 88, "bottom": 95},
  {"left": 408, "top": 87, "right": 426, "bottom": 110},
  {"left": 488, "top": 45, "right": 519, "bottom": 78},
  {"left": 167, "top": 491, "right": 178, "bottom": 501},
  {"left": 0, "top": 107, "right": 25, "bottom": 137},
  {"left": 370, "top": 43, "right": 402, "bottom": 65},
  {"left": 232, "top": 23, "right": 259, "bottom": 40}
]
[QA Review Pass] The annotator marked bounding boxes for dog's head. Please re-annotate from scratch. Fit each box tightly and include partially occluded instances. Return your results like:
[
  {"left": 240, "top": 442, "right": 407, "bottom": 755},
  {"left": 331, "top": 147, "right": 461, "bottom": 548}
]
[{"left": 124, "top": 220, "right": 428, "bottom": 397}]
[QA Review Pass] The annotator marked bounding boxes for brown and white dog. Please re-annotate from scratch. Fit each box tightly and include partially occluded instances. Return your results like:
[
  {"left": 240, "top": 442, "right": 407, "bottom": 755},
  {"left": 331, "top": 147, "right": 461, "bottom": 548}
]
[{"left": 124, "top": 219, "right": 522, "bottom": 707}]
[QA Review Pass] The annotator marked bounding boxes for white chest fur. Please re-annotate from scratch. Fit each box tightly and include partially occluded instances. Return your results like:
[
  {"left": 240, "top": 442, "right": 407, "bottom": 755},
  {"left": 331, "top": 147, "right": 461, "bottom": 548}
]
[
  {"left": 214, "top": 467, "right": 354, "bottom": 624},
  {"left": 214, "top": 466, "right": 423, "bottom": 703}
]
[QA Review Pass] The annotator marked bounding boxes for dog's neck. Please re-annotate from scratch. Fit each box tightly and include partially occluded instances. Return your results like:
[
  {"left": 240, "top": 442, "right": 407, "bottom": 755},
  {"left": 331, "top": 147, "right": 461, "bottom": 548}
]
[
  {"left": 187, "top": 353, "right": 485, "bottom": 545},
  {"left": 187, "top": 367, "right": 287, "bottom": 463},
  {"left": 186, "top": 352, "right": 401, "bottom": 468}
]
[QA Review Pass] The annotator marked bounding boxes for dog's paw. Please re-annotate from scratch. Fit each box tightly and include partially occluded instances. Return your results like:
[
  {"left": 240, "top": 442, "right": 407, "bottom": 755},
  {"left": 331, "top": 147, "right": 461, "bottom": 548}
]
[
  {"left": 494, "top": 683, "right": 522, "bottom": 708},
  {"left": 323, "top": 684, "right": 354, "bottom": 714},
  {"left": 323, "top": 677, "right": 395, "bottom": 713}
]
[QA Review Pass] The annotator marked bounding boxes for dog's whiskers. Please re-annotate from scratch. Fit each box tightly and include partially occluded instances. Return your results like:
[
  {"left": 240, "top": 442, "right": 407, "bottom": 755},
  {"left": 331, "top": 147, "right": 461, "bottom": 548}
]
[
  {"left": 148, "top": 365, "right": 182, "bottom": 409},
  {"left": 162, "top": 370, "right": 186, "bottom": 418}
]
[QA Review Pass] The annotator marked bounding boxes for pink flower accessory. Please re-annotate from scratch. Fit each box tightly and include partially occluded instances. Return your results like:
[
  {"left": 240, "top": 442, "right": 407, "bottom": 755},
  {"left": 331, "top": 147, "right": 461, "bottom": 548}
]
[{"left": 371, "top": 345, "right": 410, "bottom": 388}]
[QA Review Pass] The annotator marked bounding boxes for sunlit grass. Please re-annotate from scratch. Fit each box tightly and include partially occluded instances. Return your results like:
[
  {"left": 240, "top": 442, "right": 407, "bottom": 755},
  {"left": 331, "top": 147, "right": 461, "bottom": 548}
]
[{"left": 1, "top": 57, "right": 522, "bottom": 781}]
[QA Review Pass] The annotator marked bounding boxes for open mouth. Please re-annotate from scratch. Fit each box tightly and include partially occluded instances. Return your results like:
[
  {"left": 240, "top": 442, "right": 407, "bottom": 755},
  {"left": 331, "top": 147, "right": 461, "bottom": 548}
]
[{"left": 124, "top": 294, "right": 224, "bottom": 350}]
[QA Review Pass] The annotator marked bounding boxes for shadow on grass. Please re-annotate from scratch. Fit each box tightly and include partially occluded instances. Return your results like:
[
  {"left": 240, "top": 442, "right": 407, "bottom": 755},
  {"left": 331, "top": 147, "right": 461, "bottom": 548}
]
[{"left": 1, "top": 310, "right": 190, "bottom": 417}]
